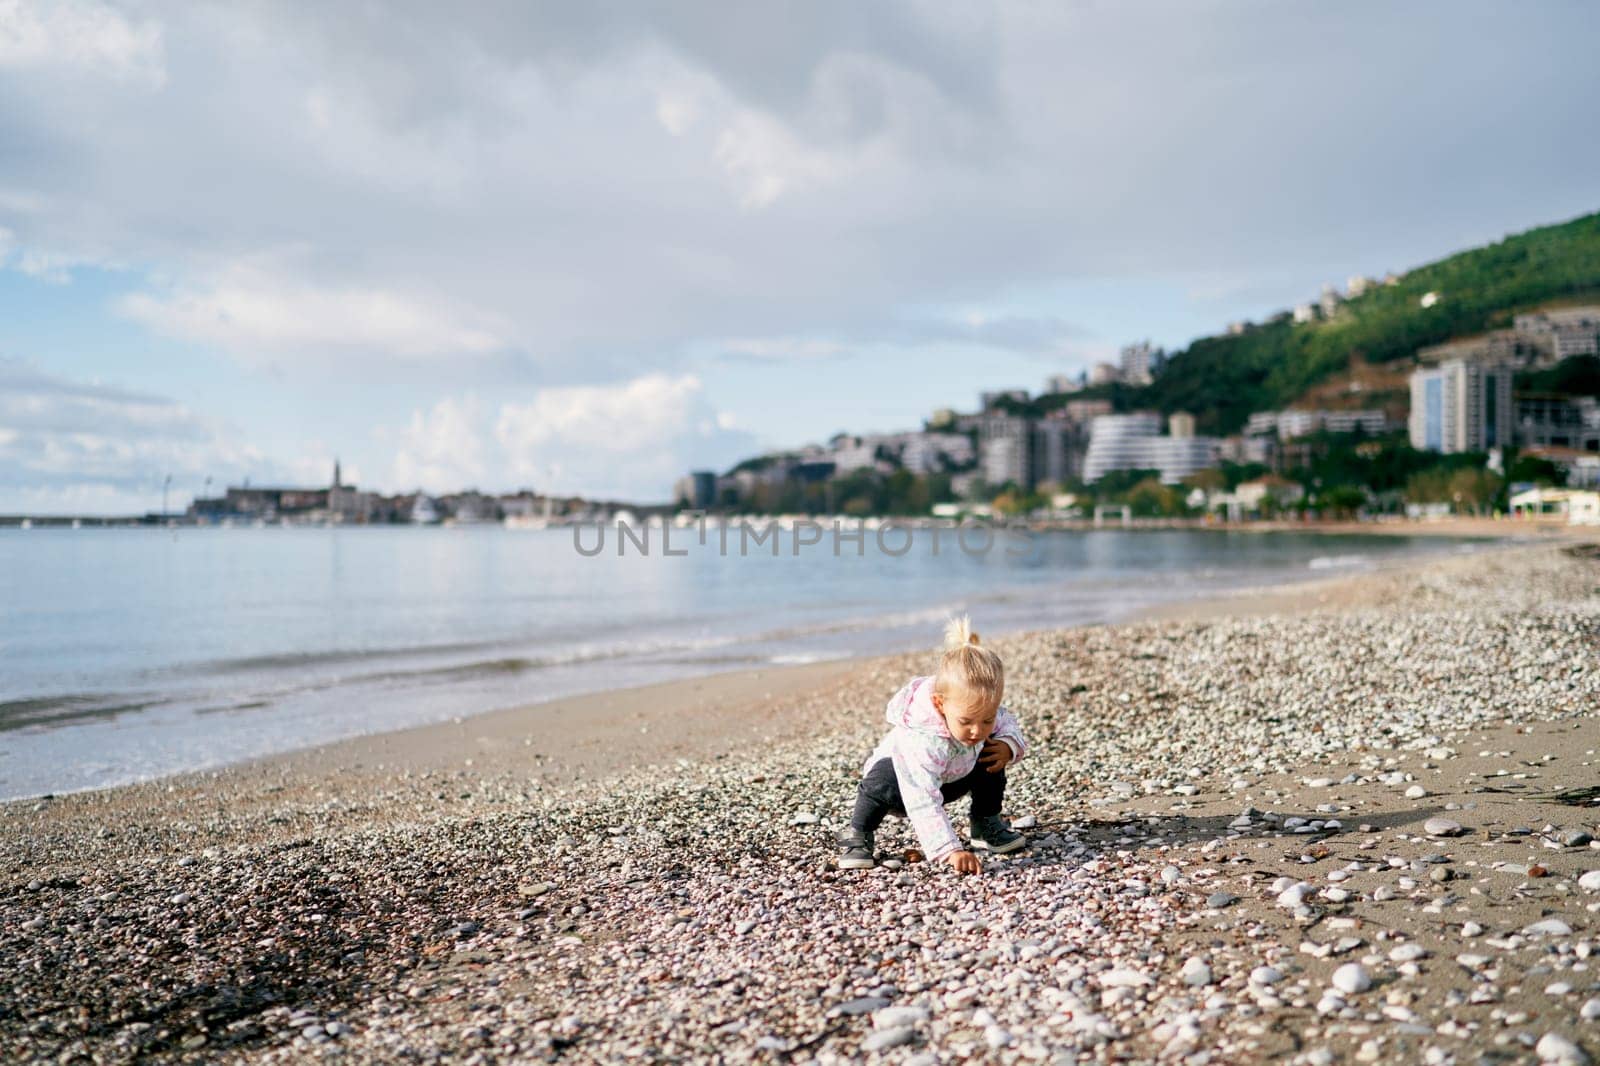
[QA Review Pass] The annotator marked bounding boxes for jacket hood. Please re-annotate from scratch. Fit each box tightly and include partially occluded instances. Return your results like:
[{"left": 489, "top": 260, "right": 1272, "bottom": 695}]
[{"left": 885, "top": 676, "right": 952, "bottom": 739}]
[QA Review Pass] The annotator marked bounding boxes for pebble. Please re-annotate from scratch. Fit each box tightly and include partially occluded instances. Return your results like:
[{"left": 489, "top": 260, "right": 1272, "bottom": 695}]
[
  {"left": 1181, "top": 957, "right": 1213, "bottom": 987},
  {"left": 1423, "top": 817, "right": 1465, "bottom": 837},
  {"left": 1564, "top": 831, "right": 1594, "bottom": 848},
  {"left": 1405, "top": 785, "right": 1428, "bottom": 799},
  {"left": 1332, "top": 963, "right": 1372, "bottom": 994},
  {"left": 1012, "top": 814, "right": 1037, "bottom": 829},
  {"left": 1535, "top": 1032, "right": 1591, "bottom": 1065},
  {"left": 872, "top": 1006, "right": 929, "bottom": 1029},
  {"left": 861, "top": 1027, "right": 916, "bottom": 1053},
  {"left": 1525, "top": 919, "right": 1574, "bottom": 937},
  {"left": 5, "top": 546, "right": 1599, "bottom": 1066},
  {"left": 1101, "top": 967, "right": 1153, "bottom": 988},
  {"left": 1579, "top": 870, "right": 1600, "bottom": 893},
  {"left": 1250, "top": 965, "right": 1283, "bottom": 986},
  {"left": 789, "top": 811, "right": 820, "bottom": 826}
]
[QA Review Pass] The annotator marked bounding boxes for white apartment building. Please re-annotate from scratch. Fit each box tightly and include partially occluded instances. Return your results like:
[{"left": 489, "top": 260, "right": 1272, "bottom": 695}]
[
  {"left": 1409, "top": 359, "right": 1514, "bottom": 454},
  {"left": 1082, "top": 413, "right": 1220, "bottom": 484},
  {"left": 1513, "top": 307, "right": 1600, "bottom": 360},
  {"left": 1246, "top": 409, "right": 1391, "bottom": 440}
]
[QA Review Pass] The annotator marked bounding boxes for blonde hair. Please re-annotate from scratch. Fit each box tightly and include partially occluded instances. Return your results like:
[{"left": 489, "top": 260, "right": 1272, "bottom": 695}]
[{"left": 934, "top": 615, "right": 1004, "bottom": 704}]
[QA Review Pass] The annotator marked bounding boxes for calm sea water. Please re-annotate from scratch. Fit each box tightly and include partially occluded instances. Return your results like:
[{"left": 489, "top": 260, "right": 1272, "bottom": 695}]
[{"left": 0, "top": 524, "right": 1479, "bottom": 800}]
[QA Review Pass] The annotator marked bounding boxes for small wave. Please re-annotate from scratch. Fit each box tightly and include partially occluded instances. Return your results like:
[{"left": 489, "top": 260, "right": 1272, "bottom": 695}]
[
  {"left": 0, "top": 693, "right": 168, "bottom": 733},
  {"left": 1307, "top": 554, "right": 1371, "bottom": 571},
  {"left": 768, "top": 652, "right": 848, "bottom": 665}
]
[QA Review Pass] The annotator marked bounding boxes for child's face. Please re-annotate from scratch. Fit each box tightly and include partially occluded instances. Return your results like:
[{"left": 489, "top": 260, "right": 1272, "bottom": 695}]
[{"left": 933, "top": 689, "right": 1000, "bottom": 746}]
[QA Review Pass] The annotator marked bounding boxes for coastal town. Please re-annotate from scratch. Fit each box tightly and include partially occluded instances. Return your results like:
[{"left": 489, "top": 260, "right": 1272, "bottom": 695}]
[{"left": 35, "top": 288, "right": 1589, "bottom": 533}]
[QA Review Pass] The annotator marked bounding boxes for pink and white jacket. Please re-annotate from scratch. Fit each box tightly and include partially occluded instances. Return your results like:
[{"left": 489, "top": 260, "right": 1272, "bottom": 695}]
[{"left": 862, "top": 675, "right": 1029, "bottom": 861}]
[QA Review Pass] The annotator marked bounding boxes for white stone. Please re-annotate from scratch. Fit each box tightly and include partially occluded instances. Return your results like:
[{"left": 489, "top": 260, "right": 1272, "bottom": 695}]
[
  {"left": 1389, "top": 943, "right": 1429, "bottom": 963},
  {"left": 1249, "top": 965, "right": 1283, "bottom": 986},
  {"left": 862, "top": 1027, "right": 916, "bottom": 1053},
  {"left": 1579, "top": 871, "right": 1600, "bottom": 893},
  {"left": 1180, "top": 957, "right": 1212, "bottom": 987},
  {"left": 872, "top": 1007, "right": 930, "bottom": 1029},
  {"left": 1524, "top": 919, "right": 1573, "bottom": 937},
  {"left": 1423, "top": 817, "right": 1464, "bottom": 837},
  {"left": 1331, "top": 963, "right": 1371, "bottom": 994},
  {"left": 1100, "top": 968, "right": 1152, "bottom": 988},
  {"left": 1535, "top": 1032, "right": 1590, "bottom": 1065},
  {"left": 1277, "top": 883, "right": 1312, "bottom": 908},
  {"left": 1405, "top": 785, "right": 1428, "bottom": 799}
]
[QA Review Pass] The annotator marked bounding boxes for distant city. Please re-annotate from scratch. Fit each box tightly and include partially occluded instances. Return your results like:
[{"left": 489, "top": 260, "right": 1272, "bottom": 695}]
[
  {"left": 671, "top": 292, "right": 1599, "bottom": 527},
  {"left": 7, "top": 283, "right": 1599, "bottom": 531}
]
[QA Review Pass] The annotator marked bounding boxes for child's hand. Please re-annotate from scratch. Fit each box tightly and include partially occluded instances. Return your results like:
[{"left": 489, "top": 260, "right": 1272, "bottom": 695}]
[
  {"left": 979, "top": 738, "right": 1012, "bottom": 773},
  {"left": 945, "top": 850, "right": 982, "bottom": 875}
]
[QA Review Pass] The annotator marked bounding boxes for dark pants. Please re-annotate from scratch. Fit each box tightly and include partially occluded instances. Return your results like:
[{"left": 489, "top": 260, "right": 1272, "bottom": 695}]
[{"left": 850, "top": 757, "right": 1006, "bottom": 835}]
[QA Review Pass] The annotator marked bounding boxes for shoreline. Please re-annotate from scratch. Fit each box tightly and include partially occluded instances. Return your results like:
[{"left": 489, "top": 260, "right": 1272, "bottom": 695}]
[
  {"left": 4, "top": 540, "right": 1599, "bottom": 1063},
  {"left": 1, "top": 525, "right": 1552, "bottom": 811}
]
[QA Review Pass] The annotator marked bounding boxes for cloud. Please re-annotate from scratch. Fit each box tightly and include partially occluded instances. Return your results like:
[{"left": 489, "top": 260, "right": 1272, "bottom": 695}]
[
  {"left": 715, "top": 312, "right": 1088, "bottom": 364},
  {"left": 496, "top": 373, "right": 758, "bottom": 498},
  {"left": 0, "top": 0, "right": 166, "bottom": 85},
  {"left": 0, "top": 0, "right": 1596, "bottom": 454},
  {"left": 119, "top": 266, "right": 508, "bottom": 364},
  {"left": 386, "top": 395, "right": 490, "bottom": 492},
  {"left": 374, "top": 374, "right": 755, "bottom": 499},
  {"left": 0, "top": 359, "right": 274, "bottom": 514}
]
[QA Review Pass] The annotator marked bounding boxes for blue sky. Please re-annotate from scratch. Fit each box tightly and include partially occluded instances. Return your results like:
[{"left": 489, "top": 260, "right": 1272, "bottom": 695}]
[{"left": 2, "top": 0, "right": 1598, "bottom": 513}]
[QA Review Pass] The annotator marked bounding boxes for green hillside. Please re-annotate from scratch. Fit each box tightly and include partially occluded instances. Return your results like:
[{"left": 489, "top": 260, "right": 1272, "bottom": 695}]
[{"left": 1118, "top": 211, "right": 1600, "bottom": 434}]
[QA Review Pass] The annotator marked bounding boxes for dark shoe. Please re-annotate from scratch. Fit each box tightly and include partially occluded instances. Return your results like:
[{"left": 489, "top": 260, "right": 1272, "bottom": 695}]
[
  {"left": 971, "top": 814, "right": 1026, "bottom": 854},
  {"left": 836, "top": 828, "right": 876, "bottom": 869}
]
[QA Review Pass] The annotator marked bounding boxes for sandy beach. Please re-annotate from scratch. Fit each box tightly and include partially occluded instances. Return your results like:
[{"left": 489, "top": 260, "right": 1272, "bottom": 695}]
[{"left": 4, "top": 537, "right": 1599, "bottom": 1064}]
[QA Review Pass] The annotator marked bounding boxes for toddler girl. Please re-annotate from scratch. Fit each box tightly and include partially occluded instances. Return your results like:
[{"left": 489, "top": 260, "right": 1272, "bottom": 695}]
[{"left": 837, "top": 616, "right": 1028, "bottom": 874}]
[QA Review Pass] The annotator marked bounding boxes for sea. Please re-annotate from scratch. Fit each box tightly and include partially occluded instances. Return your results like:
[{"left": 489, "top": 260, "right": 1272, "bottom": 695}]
[{"left": 0, "top": 522, "right": 1484, "bottom": 800}]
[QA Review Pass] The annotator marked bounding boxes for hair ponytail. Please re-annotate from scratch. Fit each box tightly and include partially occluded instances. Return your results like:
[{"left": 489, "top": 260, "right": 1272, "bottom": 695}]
[
  {"left": 935, "top": 614, "right": 1003, "bottom": 702},
  {"left": 943, "top": 614, "right": 981, "bottom": 651}
]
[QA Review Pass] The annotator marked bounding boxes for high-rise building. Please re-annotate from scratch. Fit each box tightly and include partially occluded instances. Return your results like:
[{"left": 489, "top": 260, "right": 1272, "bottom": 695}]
[
  {"left": 1119, "top": 342, "right": 1162, "bottom": 386},
  {"left": 978, "top": 414, "right": 1031, "bottom": 488},
  {"left": 1409, "top": 359, "right": 1514, "bottom": 454}
]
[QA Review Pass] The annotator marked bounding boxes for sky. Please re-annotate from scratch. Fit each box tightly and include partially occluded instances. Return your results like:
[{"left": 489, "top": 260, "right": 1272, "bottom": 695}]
[{"left": 1, "top": 1, "right": 1598, "bottom": 514}]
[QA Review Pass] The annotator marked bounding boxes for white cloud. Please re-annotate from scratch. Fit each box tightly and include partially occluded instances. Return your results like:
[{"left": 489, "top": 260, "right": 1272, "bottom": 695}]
[
  {"left": 371, "top": 375, "right": 756, "bottom": 500},
  {"left": 0, "top": 0, "right": 165, "bottom": 85},
  {"left": 120, "top": 267, "right": 507, "bottom": 364},
  {"left": 498, "top": 373, "right": 708, "bottom": 456},
  {"left": 0, "top": 359, "right": 275, "bottom": 514},
  {"left": 713, "top": 110, "right": 865, "bottom": 209},
  {"left": 654, "top": 91, "right": 698, "bottom": 137},
  {"left": 386, "top": 395, "right": 489, "bottom": 493}
]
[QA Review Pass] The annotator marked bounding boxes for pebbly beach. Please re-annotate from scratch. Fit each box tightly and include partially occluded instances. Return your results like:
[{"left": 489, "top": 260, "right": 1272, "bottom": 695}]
[{"left": 4, "top": 539, "right": 1600, "bottom": 1065}]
